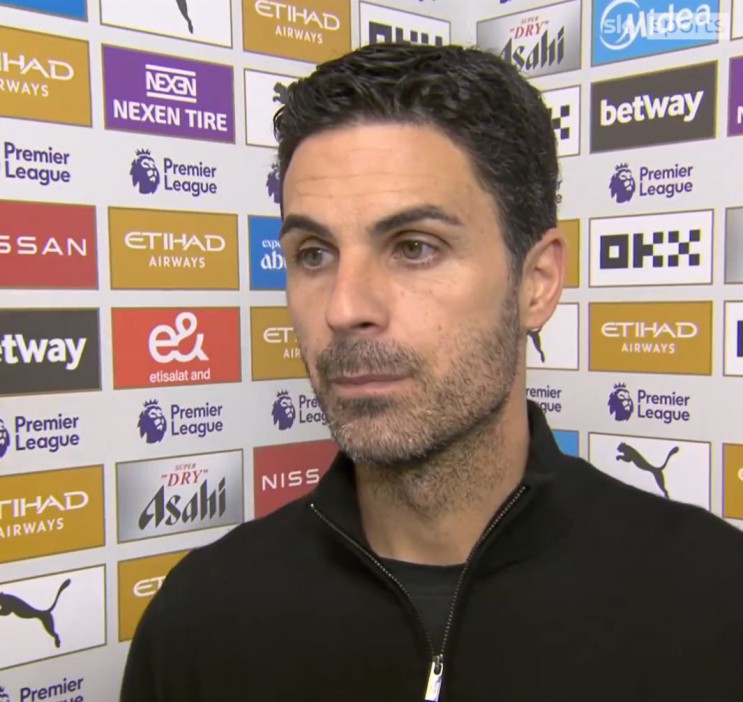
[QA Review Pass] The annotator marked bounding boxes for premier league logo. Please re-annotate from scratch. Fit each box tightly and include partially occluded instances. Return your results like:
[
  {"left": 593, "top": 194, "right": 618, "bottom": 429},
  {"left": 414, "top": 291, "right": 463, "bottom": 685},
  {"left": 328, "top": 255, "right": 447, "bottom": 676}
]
[
  {"left": 138, "top": 400, "right": 168, "bottom": 443},
  {"left": 0, "top": 685, "right": 10, "bottom": 702},
  {"left": 266, "top": 160, "right": 281, "bottom": 205},
  {"left": 271, "top": 391, "right": 296, "bottom": 431},
  {"left": 609, "top": 163, "right": 635, "bottom": 204},
  {"left": 0, "top": 419, "right": 10, "bottom": 459},
  {"left": 608, "top": 383, "right": 634, "bottom": 422},
  {"left": 130, "top": 149, "right": 161, "bottom": 195}
]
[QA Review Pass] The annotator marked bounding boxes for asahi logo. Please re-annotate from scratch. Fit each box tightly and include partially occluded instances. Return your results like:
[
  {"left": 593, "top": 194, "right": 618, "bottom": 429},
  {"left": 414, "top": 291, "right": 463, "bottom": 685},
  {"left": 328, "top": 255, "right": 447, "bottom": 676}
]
[
  {"left": 590, "top": 62, "right": 717, "bottom": 153},
  {"left": 116, "top": 449, "right": 243, "bottom": 543},
  {"left": 476, "top": 0, "right": 582, "bottom": 78}
]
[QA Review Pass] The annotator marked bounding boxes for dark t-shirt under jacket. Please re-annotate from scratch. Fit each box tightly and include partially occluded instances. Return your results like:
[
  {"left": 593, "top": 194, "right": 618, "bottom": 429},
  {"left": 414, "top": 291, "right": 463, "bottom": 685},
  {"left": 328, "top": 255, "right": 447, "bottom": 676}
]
[{"left": 120, "top": 402, "right": 743, "bottom": 701}]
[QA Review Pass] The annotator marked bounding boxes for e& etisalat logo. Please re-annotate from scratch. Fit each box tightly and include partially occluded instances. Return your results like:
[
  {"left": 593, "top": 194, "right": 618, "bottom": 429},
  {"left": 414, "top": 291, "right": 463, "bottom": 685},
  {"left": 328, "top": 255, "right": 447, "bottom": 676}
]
[
  {"left": 592, "top": 0, "right": 720, "bottom": 66},
  {"left": 590, "top": 61, "right": 717, "bottom": 153},
  {"left": 271, "top": 390, "right": 327, "bottom": 431},
  {"left": 137, "top": 398, "right": 225, "bottom": 444},
  {"left": 609, "top": 162, "right": 694, "bottom": 203},
  {"left": 476, "top": 0, "right": 582, "bottom": 78},
  {"left": 129, "top": 148, "right": 219, "bottom": 198},
  {"left": 607, "top": 382, "right": 692, "bottom": 425}
]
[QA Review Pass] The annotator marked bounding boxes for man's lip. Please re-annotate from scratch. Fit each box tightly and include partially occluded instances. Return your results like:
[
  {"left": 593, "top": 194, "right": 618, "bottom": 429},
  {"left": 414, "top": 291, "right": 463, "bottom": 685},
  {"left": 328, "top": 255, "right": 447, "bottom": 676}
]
[{"left": 330, "top": 375, "right": 406, "bottom": 385}]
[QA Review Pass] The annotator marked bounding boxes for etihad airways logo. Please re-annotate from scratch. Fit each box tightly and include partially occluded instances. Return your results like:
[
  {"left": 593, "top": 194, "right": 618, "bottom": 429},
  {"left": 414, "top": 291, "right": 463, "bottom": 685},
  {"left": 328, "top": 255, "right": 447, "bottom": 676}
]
[
  {"left": 109, "top": 207, "right": 239, "bottom": 290},
  {"left": 589, "top": 301, "right": 712, "bottom": 375},
  {"left": 111, "top": 307, "right": 241, "bottom": 389},
  {"left": 242, "top": 0, "right": 352, "bottom": 63},
  {"left": 0, "top": 26, "right": 91, "bottom": 126},
  {"left": 250, "top": 307, "right": 305, "bottom": 381},
  {"left": 590, "top": 62, "right": 717, "bottom": 152}
]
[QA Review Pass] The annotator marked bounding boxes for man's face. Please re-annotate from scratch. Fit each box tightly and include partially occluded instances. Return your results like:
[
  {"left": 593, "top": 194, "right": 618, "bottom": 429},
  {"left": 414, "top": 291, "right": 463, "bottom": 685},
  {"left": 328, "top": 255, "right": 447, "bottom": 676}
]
[{"left": 280, "top": 123, "right": 523, "bottom": 466}]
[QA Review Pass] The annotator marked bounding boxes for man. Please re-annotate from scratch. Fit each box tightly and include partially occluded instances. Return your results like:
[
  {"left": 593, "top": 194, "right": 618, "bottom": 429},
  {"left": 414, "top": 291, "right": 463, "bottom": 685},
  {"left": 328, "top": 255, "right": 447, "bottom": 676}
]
[{"left": 120, "top": 44, "right": 743, "bottom": 701}]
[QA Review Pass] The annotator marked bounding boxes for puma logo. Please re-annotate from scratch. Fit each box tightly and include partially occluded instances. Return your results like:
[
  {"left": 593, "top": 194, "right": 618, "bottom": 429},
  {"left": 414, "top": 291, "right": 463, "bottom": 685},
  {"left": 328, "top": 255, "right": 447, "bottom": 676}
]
[
  {"left": 0, "top": 578, "right": 71, "bottom": 648},
  {"left": 528, "top": 329, "right": 545, "bottom": 363},
  {"left": 616, "top": 442, "right": 679, "bottom": 500},
  {"left": 273, "top": 82, "right": 289, "bottom": 105}
]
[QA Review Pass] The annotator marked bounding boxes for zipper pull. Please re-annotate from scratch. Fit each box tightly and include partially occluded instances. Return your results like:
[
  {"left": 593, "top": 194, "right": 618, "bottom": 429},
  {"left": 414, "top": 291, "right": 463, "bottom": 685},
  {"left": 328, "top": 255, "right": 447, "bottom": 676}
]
[{"left": 424, "top": 654, "right": 444, "bottom": 701}]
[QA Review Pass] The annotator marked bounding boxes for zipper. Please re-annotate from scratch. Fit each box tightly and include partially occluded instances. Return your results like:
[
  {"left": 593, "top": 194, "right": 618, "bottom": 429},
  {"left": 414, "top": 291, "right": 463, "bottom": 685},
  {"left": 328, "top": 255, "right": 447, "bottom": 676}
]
[{"left": 310, "top": 483, "right": 528, "bottom": 701}]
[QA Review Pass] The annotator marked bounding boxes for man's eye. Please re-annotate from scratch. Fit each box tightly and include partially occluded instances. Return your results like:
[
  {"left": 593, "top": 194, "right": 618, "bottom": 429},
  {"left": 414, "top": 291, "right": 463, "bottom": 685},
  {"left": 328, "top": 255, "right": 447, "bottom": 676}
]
[
  {"left": 397, "top": 240, "right": 437, "bottom": 261},
  {"left": 296, "top": 247, "right": 330, "bottom": 269}
]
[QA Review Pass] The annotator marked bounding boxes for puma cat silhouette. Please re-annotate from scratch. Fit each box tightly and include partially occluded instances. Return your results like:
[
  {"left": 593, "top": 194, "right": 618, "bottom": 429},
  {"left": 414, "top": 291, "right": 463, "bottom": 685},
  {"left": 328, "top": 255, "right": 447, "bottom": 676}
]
[
  {"left": 175, "top": 0, "right": 194, "bottom": 33},
  {"left": 527, "top": 330, "right": 545, "bottom": 363},
  {"left": 616, "top": 442, "right": 679, "bottom": 500},
  {"left": 273, "top": 82, "right": 289, "bottom": 105},
  {"left": 0, "top": 578, "right": 71, "bottom": 648}
]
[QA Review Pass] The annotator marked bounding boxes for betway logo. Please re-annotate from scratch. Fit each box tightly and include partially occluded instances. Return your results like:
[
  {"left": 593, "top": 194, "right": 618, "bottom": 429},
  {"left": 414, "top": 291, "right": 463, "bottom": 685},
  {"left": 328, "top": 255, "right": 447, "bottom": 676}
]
[
  {"left": 0, "top": 334, "right": 86, "bottom": 370},
  {"left": 600, "top": 91, "right": 703, "bottom": 125}
]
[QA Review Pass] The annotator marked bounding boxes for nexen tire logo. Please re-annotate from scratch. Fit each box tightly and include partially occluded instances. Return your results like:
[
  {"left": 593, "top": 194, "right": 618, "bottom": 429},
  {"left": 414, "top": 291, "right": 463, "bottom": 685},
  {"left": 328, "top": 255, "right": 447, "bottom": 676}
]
[{"left": 590, "top": 62, "right": 717, "bottom": 152}]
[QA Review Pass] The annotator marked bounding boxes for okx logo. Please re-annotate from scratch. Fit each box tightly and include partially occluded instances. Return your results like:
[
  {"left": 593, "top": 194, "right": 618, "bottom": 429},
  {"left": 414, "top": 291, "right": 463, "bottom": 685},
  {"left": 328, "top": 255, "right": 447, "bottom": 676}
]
[
  {"left": 542, "top": 85, "right": 581, "bottom": 157},
  {"left": 111, "top": 307, "right": 241, "bottom": 389},
  {"left": 592, "top": 0, "right": 720, "bottom": 66},
  {"left": 590, "top": 61, "right": 717, "bottom": 153},
  {"left": 0, "top": 309, "right": 101, "bottom": 397},
  {"left": 103, "top": 45, "right": 235, "bottom": 142},
  {"left": 476, "top": 0, "right": 582, "bottom": 78},
  {"left": 589, "top": 432, "right": 711, "bottom": 509},
  {"left": 589, "top": 210, "right": 713, "bottom": 287},
  {"left": 360, "top": 3, "right": 451, "bottom": 46},
  {"left": 606, "top": 381, "right": 693, "bottom": 425}
]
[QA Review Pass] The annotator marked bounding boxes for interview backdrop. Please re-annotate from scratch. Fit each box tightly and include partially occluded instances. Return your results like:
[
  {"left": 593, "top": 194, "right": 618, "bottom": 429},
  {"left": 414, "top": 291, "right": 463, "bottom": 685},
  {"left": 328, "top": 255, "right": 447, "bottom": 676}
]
[{"left": 0, "top": 0, "right": 740, "bottom": 697}]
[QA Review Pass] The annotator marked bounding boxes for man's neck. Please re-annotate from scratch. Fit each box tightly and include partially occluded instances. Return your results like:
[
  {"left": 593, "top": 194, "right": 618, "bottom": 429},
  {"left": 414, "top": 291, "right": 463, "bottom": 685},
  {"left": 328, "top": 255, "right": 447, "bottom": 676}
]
[{"left": 354, "top": 395, "right": 529, "bottom": 566}]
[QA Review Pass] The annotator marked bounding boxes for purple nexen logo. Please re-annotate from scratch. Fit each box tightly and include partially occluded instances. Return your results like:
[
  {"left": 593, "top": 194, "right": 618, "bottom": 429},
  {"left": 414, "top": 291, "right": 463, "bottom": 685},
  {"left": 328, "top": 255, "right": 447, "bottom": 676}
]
[
  {"left": 103, "top": 46, "right": 235, "bottom": 143},
  {"left": 609, "top": 163, "right": 635, "bottom": 203},
  {"left": 138, "top": 400, "right": 168, "bottom": 444},
  {"left": 608, "top": 383, "right": 634, "bottom": 421},
  {"left": 272, "top": 391, "right": 296, "bottom": 431}
]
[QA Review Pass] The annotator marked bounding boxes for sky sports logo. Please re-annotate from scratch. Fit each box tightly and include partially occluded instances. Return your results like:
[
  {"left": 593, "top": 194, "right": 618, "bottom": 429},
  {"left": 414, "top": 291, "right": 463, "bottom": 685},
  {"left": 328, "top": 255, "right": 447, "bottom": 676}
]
[
  {"left": 0, "top": 309, "right": 101, "bottom": 397},
  {"left": 103, "top": 46, "right": 235, "bottom": 143},
  {"left": 592, "top": 0, "right": 722, "bottom": 66},
  {"left": 590, "top": 61, "right": 717, "bottom": 153},
  {"left": 589, "top": 209, "right": 713, "bottom": 287}
]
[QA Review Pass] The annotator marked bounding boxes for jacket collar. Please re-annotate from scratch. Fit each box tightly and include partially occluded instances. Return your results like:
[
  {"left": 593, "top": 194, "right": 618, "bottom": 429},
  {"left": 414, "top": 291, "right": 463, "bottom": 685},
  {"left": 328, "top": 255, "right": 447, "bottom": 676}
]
[{"left": 308, "top": 401, "right": 572, "bottom": 572}]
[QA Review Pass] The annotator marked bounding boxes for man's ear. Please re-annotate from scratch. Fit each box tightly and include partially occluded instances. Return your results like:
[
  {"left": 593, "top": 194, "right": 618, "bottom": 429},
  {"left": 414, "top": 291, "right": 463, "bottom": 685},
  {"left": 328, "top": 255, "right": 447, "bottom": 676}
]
[{"left": 519, "top": 228, "right": 566, "bottom": 333}]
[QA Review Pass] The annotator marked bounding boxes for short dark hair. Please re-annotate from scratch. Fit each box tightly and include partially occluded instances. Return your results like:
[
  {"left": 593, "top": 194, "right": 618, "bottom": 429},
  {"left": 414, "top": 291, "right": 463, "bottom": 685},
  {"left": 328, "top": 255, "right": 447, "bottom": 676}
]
[{"left": 273, "top": 42, "right": 558, "bottom": 270}]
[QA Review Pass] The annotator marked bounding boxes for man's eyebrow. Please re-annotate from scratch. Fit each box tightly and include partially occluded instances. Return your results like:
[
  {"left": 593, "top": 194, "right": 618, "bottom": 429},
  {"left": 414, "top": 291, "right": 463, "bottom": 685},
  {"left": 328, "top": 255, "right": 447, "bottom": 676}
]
[{"left": 280, "top": 205, "right": 463, "bottom": 241}]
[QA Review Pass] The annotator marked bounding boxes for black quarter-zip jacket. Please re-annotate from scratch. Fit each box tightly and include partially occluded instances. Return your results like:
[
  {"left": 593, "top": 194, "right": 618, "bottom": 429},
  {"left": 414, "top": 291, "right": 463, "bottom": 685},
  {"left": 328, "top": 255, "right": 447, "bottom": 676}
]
[{"left": 120, "top": 403, "right": 743, "bottom": 701}]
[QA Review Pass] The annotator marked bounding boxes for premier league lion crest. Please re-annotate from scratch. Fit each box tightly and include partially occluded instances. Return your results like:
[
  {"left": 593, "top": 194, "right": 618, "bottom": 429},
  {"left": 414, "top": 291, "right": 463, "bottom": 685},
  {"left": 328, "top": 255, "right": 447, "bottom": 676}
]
[
  {"left": 0, "top": 686, "right": 10, "bottom": 702},
  {"left": 272, "top": 391, "right": 296, "bottom": 431},
  {"left": 138, "top": 400, "right": 168, "bottom": 443},
  {"left": 0, "top": 419, "right": 10, "bottom": 459},
  {"left": 608, "top": 384, "right": 634, "bottom": 422},
  {"left": 266, "top": 160, "right": 281, "bottom": 205},
  {"left": 130, "top": 149, "right": 161, "bottom": 195},
  {"left": 609, "top": 163, "right": 635, "bottom": 204}
]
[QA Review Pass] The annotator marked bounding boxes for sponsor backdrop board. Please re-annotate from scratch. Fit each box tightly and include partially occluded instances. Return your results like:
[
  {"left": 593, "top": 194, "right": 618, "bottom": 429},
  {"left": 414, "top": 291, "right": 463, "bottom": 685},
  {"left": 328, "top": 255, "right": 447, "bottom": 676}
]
[{"left": 0, "top": 0, "right": 741, "bottom": 695}]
